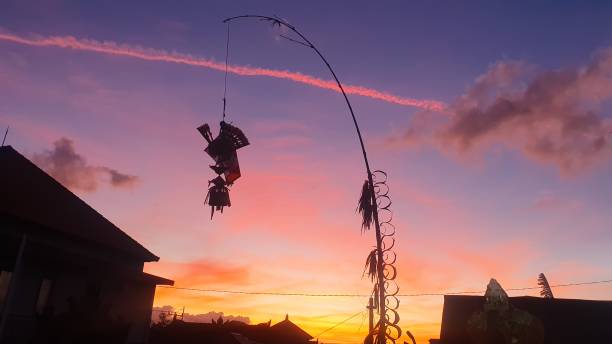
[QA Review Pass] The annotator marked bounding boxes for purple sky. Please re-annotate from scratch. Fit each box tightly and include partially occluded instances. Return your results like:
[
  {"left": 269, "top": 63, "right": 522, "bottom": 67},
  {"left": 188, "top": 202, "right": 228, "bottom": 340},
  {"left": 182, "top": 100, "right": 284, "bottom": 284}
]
[{"left": 2, "top": 1, "right": 612, "bottom": 342}]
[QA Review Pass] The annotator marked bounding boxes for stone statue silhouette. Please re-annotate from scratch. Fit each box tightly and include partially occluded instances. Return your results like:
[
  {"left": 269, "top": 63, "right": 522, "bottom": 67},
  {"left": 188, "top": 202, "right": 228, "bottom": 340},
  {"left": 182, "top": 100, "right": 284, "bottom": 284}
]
[{"left": 467, "top": 279, "right": 544, "bottom": 344}]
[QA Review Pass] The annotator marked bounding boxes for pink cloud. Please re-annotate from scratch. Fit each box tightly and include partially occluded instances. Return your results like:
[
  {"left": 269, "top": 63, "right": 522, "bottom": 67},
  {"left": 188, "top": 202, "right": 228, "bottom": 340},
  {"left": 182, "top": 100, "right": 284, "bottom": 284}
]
[
  {"left": 390, "top": 49, "right": 612, "bottom": 174},
  {"left": 32, "top": 137, "right": 139, "bottom": 192},
  {"left": 145, "top": 259, "right": 251, "bottom": 287}
]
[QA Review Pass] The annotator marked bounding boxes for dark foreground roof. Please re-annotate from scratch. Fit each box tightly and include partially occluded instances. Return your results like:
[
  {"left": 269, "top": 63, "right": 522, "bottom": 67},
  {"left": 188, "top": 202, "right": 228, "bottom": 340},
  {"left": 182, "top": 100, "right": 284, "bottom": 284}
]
[
  {"left": 150, "top": 317, "right": 314, "bottom": 344},
  {"left": 269, "top": 315, "right": 313, "bottom": 341},
  {"left": 0, "top": 146, "right": 158, "bottom": 262},
  {"left": 439, "top": 295, "right": 612, "bottom": 344}
]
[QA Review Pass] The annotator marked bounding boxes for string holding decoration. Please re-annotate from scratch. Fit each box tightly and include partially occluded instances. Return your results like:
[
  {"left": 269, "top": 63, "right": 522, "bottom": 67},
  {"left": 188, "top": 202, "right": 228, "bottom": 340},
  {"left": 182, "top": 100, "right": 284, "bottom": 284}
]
[{"left": 197, "top": 22, "right": 250, "bottom": 219}]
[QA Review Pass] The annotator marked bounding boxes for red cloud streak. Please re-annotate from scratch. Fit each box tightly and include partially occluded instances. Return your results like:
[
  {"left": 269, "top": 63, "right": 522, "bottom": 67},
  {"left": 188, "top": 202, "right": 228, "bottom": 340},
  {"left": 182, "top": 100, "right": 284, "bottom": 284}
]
[{"left": 0, "top": 31, "right": 446, "bottom": 111}]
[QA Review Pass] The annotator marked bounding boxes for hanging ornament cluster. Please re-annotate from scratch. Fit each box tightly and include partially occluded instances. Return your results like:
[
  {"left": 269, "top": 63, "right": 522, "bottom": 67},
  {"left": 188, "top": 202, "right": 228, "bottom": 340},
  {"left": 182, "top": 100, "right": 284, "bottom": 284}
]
[
  {"left": 198, "top": 121, "right": 249, "bottom": 219},
  {"left": 196, "top": 22, "right": 250, "bottom": 219}
]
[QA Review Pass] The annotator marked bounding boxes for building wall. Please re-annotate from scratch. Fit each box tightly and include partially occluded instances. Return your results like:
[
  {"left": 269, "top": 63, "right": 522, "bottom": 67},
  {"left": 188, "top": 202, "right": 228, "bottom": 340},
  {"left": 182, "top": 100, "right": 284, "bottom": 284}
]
[
  {"left": 1, "top": 267, "right": 39, "bottom": 343},
  {"left": 0, "top": 219, "right": 160, "bottom": 344},
  {"left": 1, "top": 262, "right": 158, "bottom": 343},
  {"left": 104, "top": 281, "right": 157, "bottom": 344}
]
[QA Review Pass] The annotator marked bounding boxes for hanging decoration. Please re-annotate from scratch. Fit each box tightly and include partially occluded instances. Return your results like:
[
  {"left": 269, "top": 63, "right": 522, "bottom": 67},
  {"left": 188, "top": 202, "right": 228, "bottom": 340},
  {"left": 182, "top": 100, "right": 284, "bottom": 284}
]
[
  {"left": 198, "top": 23, "right": 250, "bottom": 219},
  {"left": 205, "top": 175, "right": 231, "bottom": 215}
]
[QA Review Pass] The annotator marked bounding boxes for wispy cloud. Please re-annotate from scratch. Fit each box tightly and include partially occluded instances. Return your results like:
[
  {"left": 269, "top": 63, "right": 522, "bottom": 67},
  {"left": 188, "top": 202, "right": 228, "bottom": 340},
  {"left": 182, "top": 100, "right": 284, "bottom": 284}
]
[
  {"left": 0, "top": 31, "right": 446, "bottom": 111},
  {"left": 32, "top": 137, "right": 138, "bottom": 191},
  {"left": 444, "top": 54, "right": 612, "bottom": 172}
]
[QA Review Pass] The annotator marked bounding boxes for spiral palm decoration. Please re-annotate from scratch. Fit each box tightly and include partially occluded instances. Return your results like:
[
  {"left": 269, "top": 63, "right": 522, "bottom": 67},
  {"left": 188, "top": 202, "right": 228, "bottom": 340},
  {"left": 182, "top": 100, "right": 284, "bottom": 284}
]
[{"left": 361, "top": 172, "right": 414, "bottom": 344}]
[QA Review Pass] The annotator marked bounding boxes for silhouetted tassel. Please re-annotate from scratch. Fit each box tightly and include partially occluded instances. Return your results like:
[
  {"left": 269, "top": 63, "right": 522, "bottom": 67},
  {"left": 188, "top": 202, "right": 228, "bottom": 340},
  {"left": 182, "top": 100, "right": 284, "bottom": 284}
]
[
  {"left": 357, "top": 180, "right": 374, "bottom": 231},
  {"left": 363, "top": 249, "right": 378, "bottom": 282},
  {"left": 373, "top": 285, "right": 379, "bottom": 312},
  {"left": 538, "top": 273, "right": 554, "bottom": 299}
]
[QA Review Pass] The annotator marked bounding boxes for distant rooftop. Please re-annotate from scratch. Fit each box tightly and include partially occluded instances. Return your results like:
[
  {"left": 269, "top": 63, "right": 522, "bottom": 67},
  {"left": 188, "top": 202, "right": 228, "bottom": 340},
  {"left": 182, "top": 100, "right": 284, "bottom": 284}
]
[
  {"left": 269, "top": 314, "right": 313, "bottom": 341},
  {"left": 150, "top": 315, "right": 314, "bottom": 344}
]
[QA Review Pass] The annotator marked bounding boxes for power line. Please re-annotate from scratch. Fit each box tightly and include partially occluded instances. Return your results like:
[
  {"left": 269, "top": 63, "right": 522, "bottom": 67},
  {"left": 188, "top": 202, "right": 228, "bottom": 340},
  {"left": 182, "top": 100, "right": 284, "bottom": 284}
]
[
  {"left": 156, "top": 278, "right": 612, "bottom": 298},
  {"left": 151, "top": 309, "right": 181, "bottom": 314},
  {"left": 157, "top": 285, "right": 366, "bottom": 297},
  {"left": 315, "top": 311, "right": 364, "bottom": 338},
  {"left": 356, "top": 311, "right": 366, "bottom": 335}
]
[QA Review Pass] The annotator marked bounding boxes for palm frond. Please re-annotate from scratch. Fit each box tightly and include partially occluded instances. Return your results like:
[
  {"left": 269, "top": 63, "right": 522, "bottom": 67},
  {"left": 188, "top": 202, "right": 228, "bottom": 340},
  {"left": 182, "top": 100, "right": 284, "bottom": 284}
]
[
  {"left": 538, "top": 273, "right": 554, "bottom": 298},
  {"left": 357, "top": 180, "right": 375, "bottom": 231},
  {"left": 362, "top": 249, "right": 378, "bottom": 282}
]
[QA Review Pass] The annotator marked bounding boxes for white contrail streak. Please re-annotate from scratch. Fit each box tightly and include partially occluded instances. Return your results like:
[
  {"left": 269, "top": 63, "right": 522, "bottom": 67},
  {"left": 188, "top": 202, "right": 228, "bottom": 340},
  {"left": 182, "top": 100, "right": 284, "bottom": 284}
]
[{"left": 0, "top": 31, "right": 446, "bottom": 111}]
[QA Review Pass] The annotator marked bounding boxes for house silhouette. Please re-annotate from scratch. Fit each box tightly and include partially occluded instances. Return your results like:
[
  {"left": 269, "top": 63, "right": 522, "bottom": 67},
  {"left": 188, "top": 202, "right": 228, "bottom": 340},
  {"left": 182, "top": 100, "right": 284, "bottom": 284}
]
[
  {"left": 0, "top": 146, "right": 173, "bottom": 344},
  {"left": 430, "top": 294, "right": 612, "bottom": 343}
]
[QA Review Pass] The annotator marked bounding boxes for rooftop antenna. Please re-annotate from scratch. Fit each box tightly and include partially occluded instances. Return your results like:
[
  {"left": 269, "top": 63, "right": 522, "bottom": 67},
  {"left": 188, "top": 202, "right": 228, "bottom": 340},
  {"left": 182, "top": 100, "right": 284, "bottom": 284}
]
[{"left": 1, "top": 126, "right": 8, "bottom": 147}]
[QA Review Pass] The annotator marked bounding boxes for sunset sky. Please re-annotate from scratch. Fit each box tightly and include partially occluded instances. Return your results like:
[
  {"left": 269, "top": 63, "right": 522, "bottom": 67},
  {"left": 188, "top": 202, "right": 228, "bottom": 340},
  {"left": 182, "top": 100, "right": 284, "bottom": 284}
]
[{"left": 2, "top": 1, "right": 612, "bottom": 343}]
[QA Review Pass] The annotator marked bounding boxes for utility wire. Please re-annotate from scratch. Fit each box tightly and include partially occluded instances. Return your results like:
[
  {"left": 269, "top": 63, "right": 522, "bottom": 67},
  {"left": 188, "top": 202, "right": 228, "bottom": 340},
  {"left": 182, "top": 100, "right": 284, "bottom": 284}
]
[
  {"left": 315, "top": 311, "right": 364, "bottom": 338},
  {"left": 356, "top": 311, "right": 366, "bottom": 335},
  {"left": 151, "top": 310, "right": 182, "bottom": 314},
  {"left": 157, "top": 278, "right": 612, "bottom": 298}
]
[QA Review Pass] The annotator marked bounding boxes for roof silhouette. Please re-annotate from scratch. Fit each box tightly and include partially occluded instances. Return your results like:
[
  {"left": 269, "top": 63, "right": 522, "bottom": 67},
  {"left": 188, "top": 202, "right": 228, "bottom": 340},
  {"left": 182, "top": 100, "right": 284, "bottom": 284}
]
[
  {"left": 0, "top": 145, "right": 158, "bottom": 261},
  {"left": 439, "top": 295, "right": 612, "bottom": 343},
  {"left": 269, "top": 314, "right": 313, "bottom": 341},
  {"left": 150, "top": 316, "right": 314, "bottom": 344}
]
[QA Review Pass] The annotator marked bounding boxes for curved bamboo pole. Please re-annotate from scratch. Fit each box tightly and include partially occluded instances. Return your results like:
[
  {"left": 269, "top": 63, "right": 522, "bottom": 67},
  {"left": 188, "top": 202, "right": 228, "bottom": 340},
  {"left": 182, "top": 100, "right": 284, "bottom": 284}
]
[{"left": 223, "top": 15, "right": 392, "bottom": 344}]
